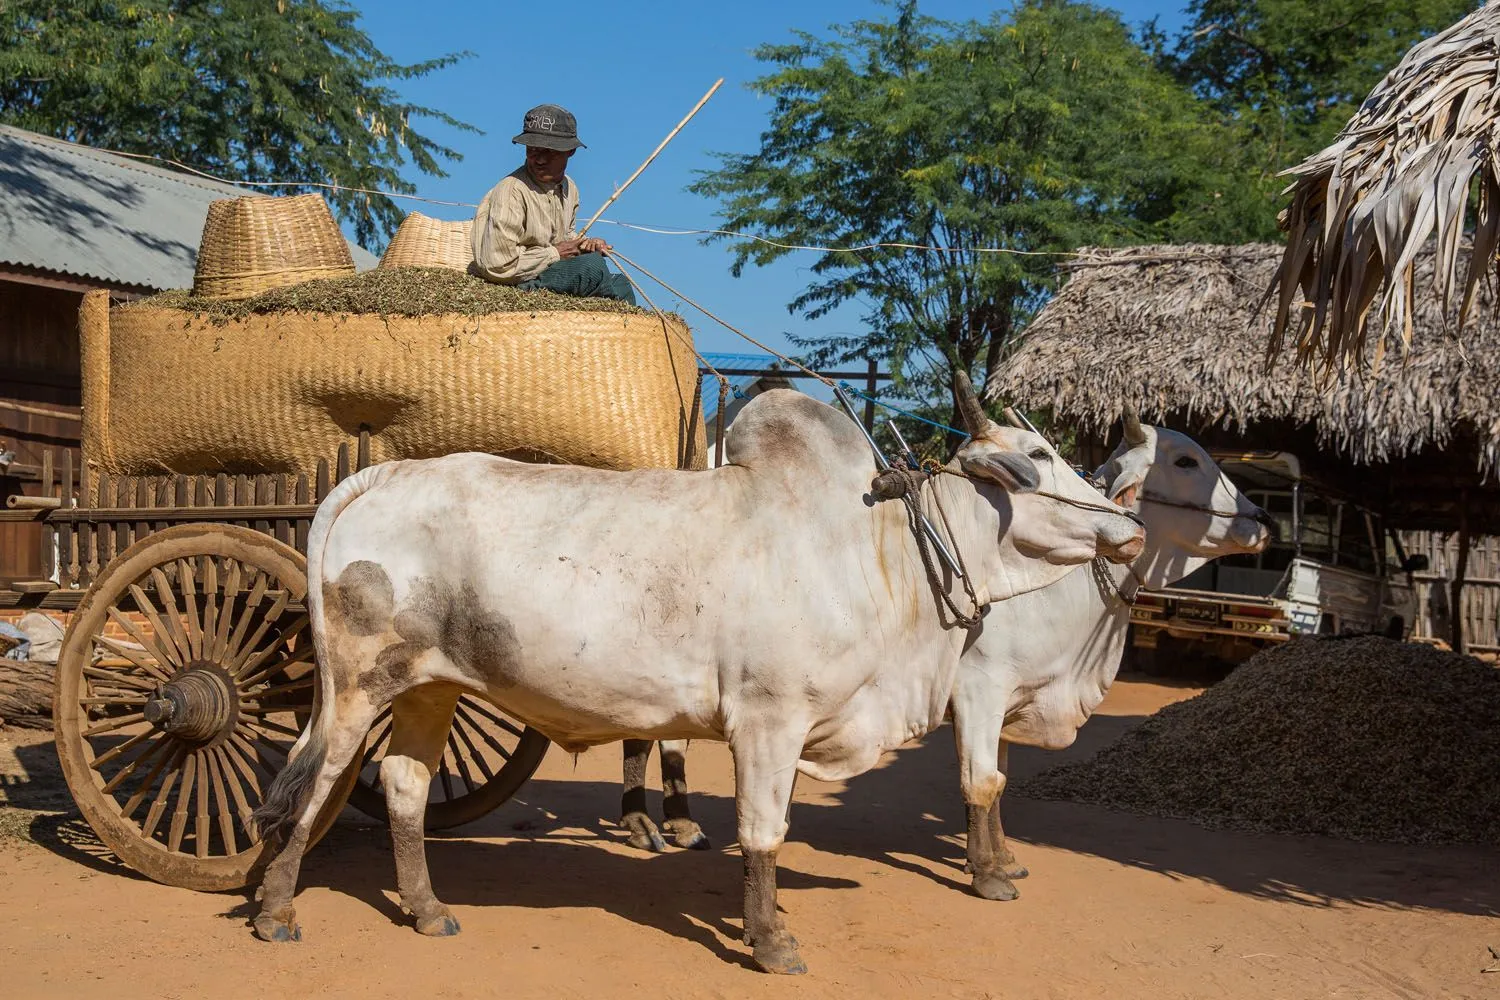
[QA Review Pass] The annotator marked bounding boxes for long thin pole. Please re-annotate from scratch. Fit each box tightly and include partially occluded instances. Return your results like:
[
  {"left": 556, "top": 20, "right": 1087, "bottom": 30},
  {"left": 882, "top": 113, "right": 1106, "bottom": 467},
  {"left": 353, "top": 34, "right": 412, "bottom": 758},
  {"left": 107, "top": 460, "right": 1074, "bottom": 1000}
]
[{"left": 579, "top": 78, "right": 724, "bottom": 237}]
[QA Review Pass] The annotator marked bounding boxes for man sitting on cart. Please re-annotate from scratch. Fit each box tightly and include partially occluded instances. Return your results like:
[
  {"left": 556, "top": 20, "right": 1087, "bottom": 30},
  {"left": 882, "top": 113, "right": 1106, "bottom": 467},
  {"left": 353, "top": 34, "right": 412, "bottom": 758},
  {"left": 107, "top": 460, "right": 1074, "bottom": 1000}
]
[{"left": 471, "top": 104, "right": 637, "bottom": 304}]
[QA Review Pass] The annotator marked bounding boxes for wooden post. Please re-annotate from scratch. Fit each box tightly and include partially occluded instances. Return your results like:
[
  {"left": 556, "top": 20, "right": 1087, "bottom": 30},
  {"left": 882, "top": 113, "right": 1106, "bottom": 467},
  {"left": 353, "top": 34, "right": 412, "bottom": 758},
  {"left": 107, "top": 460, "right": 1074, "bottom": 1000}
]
[
  {"left": 863, "top": 359, "right": 877, "bottom": 433},
  {"left": 1450, "top": 488, "right": 1471, "bottom": 654}
]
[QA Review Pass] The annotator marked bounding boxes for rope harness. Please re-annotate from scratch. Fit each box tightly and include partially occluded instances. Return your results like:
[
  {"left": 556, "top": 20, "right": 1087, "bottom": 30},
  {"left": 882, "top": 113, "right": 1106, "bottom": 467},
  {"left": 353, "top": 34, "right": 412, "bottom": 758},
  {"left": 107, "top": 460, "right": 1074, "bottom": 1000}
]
[{"left": 870, "top": 466, "right": 985, "bottom": 629}]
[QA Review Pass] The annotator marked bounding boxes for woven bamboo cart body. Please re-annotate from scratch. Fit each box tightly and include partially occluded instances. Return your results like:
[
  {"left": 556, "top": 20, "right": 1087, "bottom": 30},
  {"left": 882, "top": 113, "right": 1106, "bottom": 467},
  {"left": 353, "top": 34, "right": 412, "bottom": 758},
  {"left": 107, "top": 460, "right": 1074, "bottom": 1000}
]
[{"left": 8, "top": 290, "right": 708, "bottom": 891}]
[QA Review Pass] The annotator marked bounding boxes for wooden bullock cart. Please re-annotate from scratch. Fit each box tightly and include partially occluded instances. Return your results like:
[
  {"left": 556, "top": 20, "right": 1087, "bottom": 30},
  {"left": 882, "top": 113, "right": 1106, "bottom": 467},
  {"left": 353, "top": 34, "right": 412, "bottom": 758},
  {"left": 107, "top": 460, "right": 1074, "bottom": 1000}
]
[{"left": 2, "top": 438, "right": 551, "bottom": 890}]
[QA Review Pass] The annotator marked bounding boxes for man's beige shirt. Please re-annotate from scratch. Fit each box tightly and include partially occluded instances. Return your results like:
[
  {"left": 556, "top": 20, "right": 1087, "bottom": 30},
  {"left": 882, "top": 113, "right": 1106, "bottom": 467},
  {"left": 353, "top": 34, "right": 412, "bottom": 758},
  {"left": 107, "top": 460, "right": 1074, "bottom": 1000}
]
[{"left": 471, "top": 166, "right": 580, "bottom": 284}]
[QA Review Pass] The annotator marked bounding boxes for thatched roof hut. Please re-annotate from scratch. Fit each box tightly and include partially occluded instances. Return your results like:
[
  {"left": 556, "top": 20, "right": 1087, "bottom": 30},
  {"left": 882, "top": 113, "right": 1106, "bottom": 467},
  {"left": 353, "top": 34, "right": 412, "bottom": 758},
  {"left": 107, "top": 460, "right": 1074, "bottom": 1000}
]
[
  {"left": 988, "top": 243, "right": 1500, "bottom": 534},
  {"left": 1269, "top": 4, "right": 1500, "bottom": 371}
]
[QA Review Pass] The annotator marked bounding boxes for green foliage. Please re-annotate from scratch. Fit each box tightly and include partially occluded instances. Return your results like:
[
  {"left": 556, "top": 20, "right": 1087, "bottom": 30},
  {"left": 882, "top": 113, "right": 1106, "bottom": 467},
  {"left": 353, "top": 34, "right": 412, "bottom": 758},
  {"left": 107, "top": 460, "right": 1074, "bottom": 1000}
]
[
  {"left": 0, "top": 0, "right": 475, "bottom": 248},
  {"left": 692, "top": 0, "right": 1247, "bottom": 433},
  {"left": 1154, "top": 0, "right": 1481, "bottom": 233}
]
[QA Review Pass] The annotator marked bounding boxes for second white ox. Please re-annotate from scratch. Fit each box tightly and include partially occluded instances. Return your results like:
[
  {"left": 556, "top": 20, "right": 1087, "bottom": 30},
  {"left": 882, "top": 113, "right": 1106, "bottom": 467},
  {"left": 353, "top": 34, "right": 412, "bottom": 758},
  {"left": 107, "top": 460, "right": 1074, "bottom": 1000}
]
[
  {"left": 249, "top": 384, "right": 1144, "bottom": 975},
  {"left": 952, "top": 411, "right": 1274, "bottom": 901}
]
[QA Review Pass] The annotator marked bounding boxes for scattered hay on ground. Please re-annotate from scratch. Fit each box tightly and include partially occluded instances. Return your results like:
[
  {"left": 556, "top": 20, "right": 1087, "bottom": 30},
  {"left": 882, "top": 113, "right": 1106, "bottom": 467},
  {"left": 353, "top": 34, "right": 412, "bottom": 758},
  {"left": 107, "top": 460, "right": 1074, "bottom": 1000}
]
[
  {"left": 1015, "top": 636, "right": 1500, "bottom": 845},
  {"left": 131, "top": 267, "right": 658, "bottom": 320}
]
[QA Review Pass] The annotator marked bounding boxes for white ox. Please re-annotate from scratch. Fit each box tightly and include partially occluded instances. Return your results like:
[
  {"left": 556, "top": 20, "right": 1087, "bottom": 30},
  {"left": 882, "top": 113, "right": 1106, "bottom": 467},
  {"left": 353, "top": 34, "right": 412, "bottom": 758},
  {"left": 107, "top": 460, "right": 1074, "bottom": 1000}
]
[
  {"left": 952, "top": 411, "right": 1274, "bottom": 900},
  {"left": 249, "top": 385, "right": 1145, "bottom": 975}
]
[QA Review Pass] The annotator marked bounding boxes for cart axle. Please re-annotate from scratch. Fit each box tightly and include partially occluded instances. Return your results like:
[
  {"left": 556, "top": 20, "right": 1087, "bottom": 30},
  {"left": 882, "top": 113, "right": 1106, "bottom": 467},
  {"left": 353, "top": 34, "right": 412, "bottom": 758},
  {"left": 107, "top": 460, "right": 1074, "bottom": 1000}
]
[{"left": 143, "top": 663, "right": 239, "bottom": 745}]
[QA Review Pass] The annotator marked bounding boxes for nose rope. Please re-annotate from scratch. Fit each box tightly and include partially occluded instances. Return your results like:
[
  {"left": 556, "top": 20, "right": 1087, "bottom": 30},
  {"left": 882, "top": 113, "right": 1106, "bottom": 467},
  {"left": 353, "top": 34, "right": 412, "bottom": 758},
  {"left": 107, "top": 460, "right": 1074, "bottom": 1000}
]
[
  {"left": 1137, "top": 492, "right": 1261, "bottom": 520},
  {"left": 934, "top": 467, "right": 1145, "bottom": 526},
  {"left": 870, "top": 466, "right": 985, "bottom": 629}
]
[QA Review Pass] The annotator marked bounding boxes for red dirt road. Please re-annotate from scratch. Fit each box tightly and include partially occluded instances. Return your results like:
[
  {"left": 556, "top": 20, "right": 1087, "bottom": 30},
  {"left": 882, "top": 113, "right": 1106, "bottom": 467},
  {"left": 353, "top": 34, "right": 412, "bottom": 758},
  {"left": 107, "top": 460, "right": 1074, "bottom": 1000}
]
[{"left": 2, "top": 678, "right": 1496, "bottom": 999}]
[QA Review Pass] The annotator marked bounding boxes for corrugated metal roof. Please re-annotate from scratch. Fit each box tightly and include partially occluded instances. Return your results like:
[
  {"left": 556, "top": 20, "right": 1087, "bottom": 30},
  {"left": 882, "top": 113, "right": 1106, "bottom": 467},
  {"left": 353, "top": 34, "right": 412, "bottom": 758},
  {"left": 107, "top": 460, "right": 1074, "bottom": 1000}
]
[
  {"left": 699, "top": 352, "right": 799, "bottom": 424},
  {"left": 0, "top": 125, "right": 378, "bottom": 291}
]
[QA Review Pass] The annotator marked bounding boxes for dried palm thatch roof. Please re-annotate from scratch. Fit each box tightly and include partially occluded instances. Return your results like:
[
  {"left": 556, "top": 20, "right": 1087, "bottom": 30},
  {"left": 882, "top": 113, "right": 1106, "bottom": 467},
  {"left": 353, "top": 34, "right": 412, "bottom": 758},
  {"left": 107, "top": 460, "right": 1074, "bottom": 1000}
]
[
  {"left": 1270, "top": 3, "right": 1500, "bottom": 372},
  {"left": 990, "top": 243, "right": 1500, "bottom": 480}
]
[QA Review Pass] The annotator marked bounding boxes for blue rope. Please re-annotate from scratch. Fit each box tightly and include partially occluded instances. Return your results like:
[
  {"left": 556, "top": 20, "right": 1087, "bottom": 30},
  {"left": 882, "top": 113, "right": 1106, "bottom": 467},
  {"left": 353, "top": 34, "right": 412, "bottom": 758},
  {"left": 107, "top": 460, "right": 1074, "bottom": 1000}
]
[{"left": 836, "top": 382, "right": 968, "bottom": 437}]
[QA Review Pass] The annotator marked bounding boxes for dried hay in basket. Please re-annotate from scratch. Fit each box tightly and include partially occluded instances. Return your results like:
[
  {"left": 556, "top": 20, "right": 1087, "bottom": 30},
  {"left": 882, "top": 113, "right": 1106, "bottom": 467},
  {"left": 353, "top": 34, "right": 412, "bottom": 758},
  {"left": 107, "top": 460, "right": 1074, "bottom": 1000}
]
[
  {"left": 193, "top": 193, "right": 355, "bottom": 300},
  {"left": 80, "top": 286, "right": 707, "bottom": 477},
  {"left": 379, "top": 213, "right": 474, "bottom": 271}
]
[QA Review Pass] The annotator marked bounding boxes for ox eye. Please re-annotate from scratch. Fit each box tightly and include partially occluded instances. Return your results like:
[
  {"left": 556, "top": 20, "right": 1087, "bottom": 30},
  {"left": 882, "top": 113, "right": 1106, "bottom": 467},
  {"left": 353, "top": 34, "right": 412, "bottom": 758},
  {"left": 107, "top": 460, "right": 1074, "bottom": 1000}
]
[
  {"left": 1174, "top": 456, "right": 1199, "bottom": 469},
  {"left": 1027, "top": 447, "right": 1050, "bottom": 461}
]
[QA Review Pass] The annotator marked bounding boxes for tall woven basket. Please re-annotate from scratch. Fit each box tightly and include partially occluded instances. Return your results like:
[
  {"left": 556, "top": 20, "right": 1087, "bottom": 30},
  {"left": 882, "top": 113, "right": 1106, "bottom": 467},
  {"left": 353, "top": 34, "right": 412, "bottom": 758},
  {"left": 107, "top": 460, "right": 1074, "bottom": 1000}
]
[
  {"left": 192, "top": 194, "right": 356, "bottom": 300},
  {"left": 380, "top": 213, "right": 474, "bottom": 271},
  {"left": 79, "top": 292, "right": 707, "bottom": 477}
]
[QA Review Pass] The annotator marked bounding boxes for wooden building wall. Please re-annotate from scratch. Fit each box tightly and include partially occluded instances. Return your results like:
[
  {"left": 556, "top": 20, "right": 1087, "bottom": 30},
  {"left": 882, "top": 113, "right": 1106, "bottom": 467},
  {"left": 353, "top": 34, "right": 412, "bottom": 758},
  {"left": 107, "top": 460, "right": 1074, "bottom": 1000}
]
[{"left": 0, "top": 279, "right": 84, "bottom": 584}]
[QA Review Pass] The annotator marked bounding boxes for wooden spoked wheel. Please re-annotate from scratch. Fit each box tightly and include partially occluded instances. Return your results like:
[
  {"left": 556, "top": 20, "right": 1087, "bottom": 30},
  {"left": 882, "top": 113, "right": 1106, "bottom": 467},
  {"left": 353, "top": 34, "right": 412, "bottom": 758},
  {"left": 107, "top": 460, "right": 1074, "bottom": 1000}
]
[
  {"left": 345, "top": 695, "right": 551, "bottom": 830},
  {"left": 53, "top": 525, "right": 358, "bottom": 891}
]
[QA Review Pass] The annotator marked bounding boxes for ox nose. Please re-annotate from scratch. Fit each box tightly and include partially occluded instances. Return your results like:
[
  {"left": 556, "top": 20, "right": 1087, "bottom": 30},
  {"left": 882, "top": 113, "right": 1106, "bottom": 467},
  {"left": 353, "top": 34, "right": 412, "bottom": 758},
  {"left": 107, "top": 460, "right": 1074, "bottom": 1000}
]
[
  {"left": 1101, "top": 523, "right": 1146, "bottom": 564},
  {"left": 1254, "top": 507, "right": 1280, "bottom": 542}
]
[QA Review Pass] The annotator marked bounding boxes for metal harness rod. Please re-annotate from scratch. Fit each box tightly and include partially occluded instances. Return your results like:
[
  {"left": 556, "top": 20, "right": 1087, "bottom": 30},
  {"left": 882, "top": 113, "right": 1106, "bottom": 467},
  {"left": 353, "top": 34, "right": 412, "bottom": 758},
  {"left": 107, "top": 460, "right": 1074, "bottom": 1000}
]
[{"left": 831, "top": 385, "right": 965, "bottom": 579}]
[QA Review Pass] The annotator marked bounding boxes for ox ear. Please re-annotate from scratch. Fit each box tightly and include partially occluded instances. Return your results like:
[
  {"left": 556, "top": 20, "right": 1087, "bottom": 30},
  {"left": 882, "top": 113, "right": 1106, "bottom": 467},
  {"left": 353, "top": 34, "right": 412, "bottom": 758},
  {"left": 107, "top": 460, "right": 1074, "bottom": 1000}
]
[{"left": 959, "top": 450, "right": 1039, "bottom": 494}]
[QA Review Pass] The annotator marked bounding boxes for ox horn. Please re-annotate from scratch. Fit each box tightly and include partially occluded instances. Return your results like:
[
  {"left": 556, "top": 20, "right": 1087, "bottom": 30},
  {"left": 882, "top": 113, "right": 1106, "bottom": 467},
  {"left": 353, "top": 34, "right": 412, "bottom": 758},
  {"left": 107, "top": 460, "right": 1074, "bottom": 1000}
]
[
  {"left": 1121, "top": 404, "right": 1147, "bottom": 447},
  {"left": 953, "top": 370, "right": 990, "bottom": 435}
]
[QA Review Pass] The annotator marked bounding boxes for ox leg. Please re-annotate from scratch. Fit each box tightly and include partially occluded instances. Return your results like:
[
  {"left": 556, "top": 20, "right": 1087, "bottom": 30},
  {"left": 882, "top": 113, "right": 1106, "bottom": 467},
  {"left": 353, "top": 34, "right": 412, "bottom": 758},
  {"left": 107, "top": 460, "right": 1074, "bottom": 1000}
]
[
  {"left": 660, "top": 739, "right": 710, "bottom": 850},
  {"left": 621, "top": 738, "right": 667, "bottom": 852},
  {"left": 254, "top": 695, "right": 378, "bottom": 942},
  {"left": 951, "top": 697, "right": 1018, "bottom": 902},
  {"left": 383, "top": 685, "right": 463, "bottom": 937},
  {"left": 988, "top": 742, "right": 1027, "bottom": 880},
  {"left": 732, "top": 729, "right": 806, "bottom": 975}
]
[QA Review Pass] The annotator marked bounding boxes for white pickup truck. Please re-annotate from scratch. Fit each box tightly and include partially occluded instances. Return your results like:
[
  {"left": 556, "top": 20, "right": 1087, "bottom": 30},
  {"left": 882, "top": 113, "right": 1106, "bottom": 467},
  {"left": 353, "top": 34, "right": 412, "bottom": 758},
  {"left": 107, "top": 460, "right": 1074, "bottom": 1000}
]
[{"left": 1129, "top": 450, "right": 1423, "bottom": 669}]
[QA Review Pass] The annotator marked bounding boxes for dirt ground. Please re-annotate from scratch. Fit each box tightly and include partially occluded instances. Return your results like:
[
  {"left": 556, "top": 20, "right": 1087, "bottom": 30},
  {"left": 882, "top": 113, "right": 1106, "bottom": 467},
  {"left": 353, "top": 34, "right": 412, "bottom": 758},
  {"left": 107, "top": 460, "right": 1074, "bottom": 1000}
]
[{"left": 1, "top": 677, "right": 1496, "bottom": 1000}]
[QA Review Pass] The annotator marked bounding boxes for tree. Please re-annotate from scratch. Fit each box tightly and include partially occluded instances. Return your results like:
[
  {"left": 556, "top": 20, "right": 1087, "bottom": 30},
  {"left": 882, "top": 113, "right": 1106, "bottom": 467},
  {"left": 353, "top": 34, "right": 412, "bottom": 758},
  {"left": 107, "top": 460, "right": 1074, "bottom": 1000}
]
[
  {"left": 1155, "top": 0, "right": 1481, "bottom": 234},
  {"left": 692, "top": 0, "right": 1241, "bottom": 441},
  {"left": 0, "top": 0, "right": 474, "bottom": 248}
]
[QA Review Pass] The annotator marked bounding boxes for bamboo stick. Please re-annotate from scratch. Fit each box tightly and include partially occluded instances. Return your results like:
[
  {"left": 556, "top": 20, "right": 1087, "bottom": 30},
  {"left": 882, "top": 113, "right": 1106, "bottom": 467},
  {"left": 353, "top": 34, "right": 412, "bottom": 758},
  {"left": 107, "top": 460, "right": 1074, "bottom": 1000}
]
[{"left": 578, "top": 79, "right": 723, "bottom": 238}]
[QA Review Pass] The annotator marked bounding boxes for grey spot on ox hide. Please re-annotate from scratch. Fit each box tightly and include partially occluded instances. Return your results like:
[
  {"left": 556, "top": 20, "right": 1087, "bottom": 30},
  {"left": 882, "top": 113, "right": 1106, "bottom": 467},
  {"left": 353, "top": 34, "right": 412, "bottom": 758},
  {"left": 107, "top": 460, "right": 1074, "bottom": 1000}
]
[{"left": 324, "top": 563, "right": 523, "bottom": 702}]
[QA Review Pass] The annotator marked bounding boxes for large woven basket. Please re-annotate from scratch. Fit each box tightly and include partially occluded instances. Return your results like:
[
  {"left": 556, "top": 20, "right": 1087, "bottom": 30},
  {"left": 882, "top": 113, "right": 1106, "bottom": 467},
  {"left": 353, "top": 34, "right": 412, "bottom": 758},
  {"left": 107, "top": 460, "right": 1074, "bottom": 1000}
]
[
  {"left": 192, "top": 194, "right": 356, "bottom": 300},
  {"left": 379, "top": 213, "right": 474, "bottom": 271},
  {"left": 79, "top": 292, "right": 706, "bottom": 477}
]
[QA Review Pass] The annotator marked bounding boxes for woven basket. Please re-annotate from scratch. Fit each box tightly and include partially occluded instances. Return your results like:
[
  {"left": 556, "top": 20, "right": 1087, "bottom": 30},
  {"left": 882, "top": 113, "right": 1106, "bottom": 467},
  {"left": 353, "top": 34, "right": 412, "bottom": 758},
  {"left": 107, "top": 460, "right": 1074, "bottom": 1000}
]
[
  {"left": 379, "top": 213, "right": 474, "bottom": 271},
  {"left": 192, "top": 194, "right": 356, "bottom": 300},
  {"left": 79, "top": 292, "right": 706, "bottom": 477}
]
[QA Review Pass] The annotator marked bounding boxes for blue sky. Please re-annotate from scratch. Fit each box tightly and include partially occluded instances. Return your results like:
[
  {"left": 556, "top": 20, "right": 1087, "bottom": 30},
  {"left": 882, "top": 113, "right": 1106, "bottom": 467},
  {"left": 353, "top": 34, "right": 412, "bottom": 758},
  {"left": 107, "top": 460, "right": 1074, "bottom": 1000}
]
[{"left": 353, "top": 1, "right": 1190, "bottom": 364}]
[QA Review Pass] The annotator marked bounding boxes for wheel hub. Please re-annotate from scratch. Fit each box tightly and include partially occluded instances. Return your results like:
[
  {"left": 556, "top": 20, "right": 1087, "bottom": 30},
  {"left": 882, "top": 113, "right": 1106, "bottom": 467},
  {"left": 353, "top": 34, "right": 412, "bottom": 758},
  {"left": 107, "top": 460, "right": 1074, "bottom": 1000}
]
[{"left": 143, "top": 661, "right": 239, "bottom": 745}]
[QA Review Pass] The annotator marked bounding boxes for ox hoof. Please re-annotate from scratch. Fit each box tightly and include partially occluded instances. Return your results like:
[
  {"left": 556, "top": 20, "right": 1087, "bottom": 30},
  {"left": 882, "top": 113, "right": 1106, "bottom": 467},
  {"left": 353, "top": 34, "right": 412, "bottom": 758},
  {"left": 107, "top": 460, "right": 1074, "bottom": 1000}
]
[
  {"left": 1003, "top": 861, "right": 1030, "bottom": 880},
  {"left": 971, "top": 870, "right": 1020, "bottom": 901},
  {"left": 623, "top": 813, "right": 668, "bottom": 853},
  {"left": 665, "top": 820, "right": 712, "bottom": 851},
  {"left": 415, "top": 911, "right": 462, "bottom": 937},
  {"left": 252, "top": 911, "right": 302, "bottom": 943},
  {"left": 752, "top": 933, "right": 807, "bottom": 975}
]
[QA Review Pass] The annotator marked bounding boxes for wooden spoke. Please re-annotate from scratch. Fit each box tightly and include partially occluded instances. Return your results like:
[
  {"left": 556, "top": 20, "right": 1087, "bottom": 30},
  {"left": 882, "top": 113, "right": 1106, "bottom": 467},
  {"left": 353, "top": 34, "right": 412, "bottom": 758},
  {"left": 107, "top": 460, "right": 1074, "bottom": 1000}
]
[
  {"left": 168, "top": 753, "right": 197, "bottom": 853},
  {"left": 211, "top": 747, "right": 256, "bottom": 845},
  {"left": 194, "top": 751, "right": 212, "bottom": 858},
  {"left": 246, "top": 716, "right": 302, "bottom": 740},
  {"left": 122, "top": 745, "right": 183, "bottom": 820},
  {"left": 453, "top": 704, "right": 515, "bottom": 763},
  {"left": 204, "top": 747, "right": 237, "bottom": 856},
  {"left": 227, "top": 590, "right": 291, "bottom": 675},
  {"left": 460, "top": 698, "right": 527, "bottom": 740},
  {"left": 90, "top": 729, "right": 155, "bottom": 770},
  {"left": 211, "top": 561, "right": 242, "bottom": 662},
  {"left": 82, "top": 664, "right": 158, "bottom": 692},
  {"left": 242, "top": 676, "right": 314, "bottom": 702},
  {"left": 451, "top": 714, "right": 496, "bottom": 782},
  {"left": 103, "top": 608, "right": 176, "bottom": 679},
  {"left": 140, "top": 749, "right": 186, "bottom": 839},
  {"left": 79, "top": 694, "right": 149, "bottom": 708},
  {"left": 223, "top": 573, "right": 269, "bottom": 664},
  {"left": 100, "top": 736, "right": 170, "bottom": 794},
  {"left": 446, "top": 732, "right": 477, "bottom": 794},
  {"left": 241, "top": 726, "right": 291, "bottom": 760},
  {"left": 148, "top": 568, "right": 194, "bottom": 666},
  {"left": 437, "top": 757, "right": 456, "bottom": 802},
  {"left": 91, "top": 636, "right": 168, "bottom": 682},
  {"left": 177, "top": 559, "right": 203, "bottom": 660},
  {"left": 237, "top": 643, "right": 314, "bottom": 691},
  {"left": 235, "top": 613, "right": 307, "bottom": 682},
  {"left": 201, "top": 558, "right": 219, "bottom": 654},
  {"left": 223, "top": 736, "right": 265, "bottom": 800},
  {"left": 83, "top": 712, "right": 146, "bottom": 737},
  {"left": 121, "top": 588, "right": 186, "bottom": 672}
]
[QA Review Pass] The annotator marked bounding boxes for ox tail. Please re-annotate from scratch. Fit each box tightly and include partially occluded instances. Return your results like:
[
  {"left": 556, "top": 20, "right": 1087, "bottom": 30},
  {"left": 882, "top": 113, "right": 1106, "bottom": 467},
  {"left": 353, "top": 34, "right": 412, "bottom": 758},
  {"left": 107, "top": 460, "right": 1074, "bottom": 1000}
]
[{"left": 251, "top": 464, "right": 397, "bottom": 845}]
